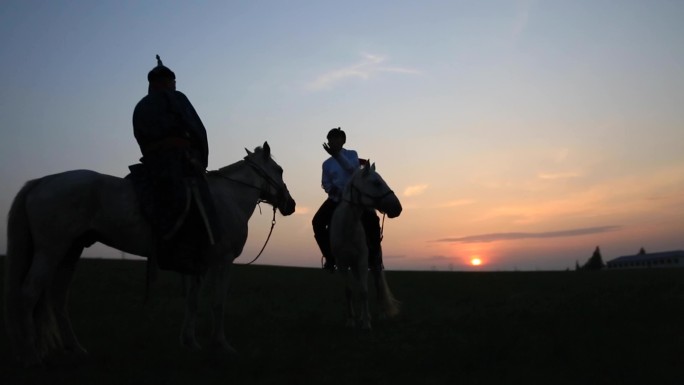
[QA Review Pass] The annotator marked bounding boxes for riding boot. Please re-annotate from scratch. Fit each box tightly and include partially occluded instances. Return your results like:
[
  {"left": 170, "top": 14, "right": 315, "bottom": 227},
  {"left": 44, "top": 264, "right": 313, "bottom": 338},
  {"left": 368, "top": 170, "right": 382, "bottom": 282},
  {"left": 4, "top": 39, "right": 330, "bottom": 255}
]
[
  {"left": 368, "top": 242, "right": 383, "bottom": 272},
  {"left": 156, "top": 209, "right": 208, "bottom": 275}
]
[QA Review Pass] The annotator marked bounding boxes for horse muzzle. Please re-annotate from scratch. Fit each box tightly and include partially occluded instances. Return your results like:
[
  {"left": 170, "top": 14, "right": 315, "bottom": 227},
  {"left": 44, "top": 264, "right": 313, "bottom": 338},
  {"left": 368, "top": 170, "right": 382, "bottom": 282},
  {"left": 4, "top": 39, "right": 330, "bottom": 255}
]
[
  {"left": 380, "top": 194, "right": 402, "bottom": 218},
  {"left": 279, "top": 196, "right": 296, "bottom": 216}
]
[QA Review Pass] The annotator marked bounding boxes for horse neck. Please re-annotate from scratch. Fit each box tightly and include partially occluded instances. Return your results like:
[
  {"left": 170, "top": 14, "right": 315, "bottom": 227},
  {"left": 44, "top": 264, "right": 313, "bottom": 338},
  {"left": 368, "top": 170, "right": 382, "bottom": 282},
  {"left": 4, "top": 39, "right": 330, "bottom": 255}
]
[
  {"left": 209, "top": 161, "right": 263, "bottom": 214},
  {"left": 335, "top": 200, "right": 365, "bottom": 227},
  {"left": 340, "top": 176, "right": 369, "bottom": 221}
]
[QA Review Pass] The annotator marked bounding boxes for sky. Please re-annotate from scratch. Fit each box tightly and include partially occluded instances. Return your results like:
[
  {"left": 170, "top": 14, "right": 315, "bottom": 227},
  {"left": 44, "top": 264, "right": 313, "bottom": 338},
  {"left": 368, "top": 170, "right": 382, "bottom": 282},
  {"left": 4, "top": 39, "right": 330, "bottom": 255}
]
[{"left": 1, "top": 0, "right": 683, "bottom": 271}]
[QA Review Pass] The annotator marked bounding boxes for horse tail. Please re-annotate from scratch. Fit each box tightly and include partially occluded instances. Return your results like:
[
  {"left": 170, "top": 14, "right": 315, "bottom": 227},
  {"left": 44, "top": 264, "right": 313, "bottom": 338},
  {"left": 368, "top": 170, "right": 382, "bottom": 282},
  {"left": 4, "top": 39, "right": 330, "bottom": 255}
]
[
  {"left": 4, "top": 179, "right": 39, "bottom": 355},
  {"left": 377, "top": 270, "right": 401, "bottom": 318}
]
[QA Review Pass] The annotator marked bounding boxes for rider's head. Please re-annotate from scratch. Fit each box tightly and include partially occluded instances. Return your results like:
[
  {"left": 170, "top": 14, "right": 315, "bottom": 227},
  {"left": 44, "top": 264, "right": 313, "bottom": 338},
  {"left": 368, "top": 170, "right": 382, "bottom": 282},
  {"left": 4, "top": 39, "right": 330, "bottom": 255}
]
[
  {"left": 147, "top": 55, "right": 176, "bottom": 92},
  {"left": 327, "top": 127, "right": 346, "bottom": 142},
  {"left": 326, "top": 127, "right": 346, "bottom": 151}
]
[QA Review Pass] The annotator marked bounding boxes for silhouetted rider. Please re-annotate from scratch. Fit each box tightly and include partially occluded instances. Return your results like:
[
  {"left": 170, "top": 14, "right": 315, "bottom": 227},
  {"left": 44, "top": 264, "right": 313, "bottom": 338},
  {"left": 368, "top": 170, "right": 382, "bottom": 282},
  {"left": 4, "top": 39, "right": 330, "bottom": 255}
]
[
  {"left": 312, "top": 127, "right": 383, "bottom": 273},
  {"left": 132, "top": 55, "right": 216, "bottom": 273}
]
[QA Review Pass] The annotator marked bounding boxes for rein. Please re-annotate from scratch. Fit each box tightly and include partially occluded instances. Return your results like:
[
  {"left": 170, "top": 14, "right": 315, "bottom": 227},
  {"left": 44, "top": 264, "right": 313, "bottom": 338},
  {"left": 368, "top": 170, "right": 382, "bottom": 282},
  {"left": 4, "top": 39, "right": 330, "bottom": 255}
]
[
  {"left": 241, "top": 205, "right": 277, "bottom": 265},
  {"left": 346, "top": 180, "right": 392, "bottom": 243},
  {"left": 211, "top": 160, "right": 284, "bottom": 265}
]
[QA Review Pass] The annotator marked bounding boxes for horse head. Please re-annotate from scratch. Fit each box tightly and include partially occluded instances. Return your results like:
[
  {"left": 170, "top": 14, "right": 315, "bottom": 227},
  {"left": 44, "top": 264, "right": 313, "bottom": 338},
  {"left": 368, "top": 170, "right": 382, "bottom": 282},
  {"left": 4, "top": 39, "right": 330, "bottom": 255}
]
[
  {"left": 346, "top": 162, "right": 402, "bottom": 218},
  {"left": 244, "top": 141, "right": 296, "bottom": 216}
]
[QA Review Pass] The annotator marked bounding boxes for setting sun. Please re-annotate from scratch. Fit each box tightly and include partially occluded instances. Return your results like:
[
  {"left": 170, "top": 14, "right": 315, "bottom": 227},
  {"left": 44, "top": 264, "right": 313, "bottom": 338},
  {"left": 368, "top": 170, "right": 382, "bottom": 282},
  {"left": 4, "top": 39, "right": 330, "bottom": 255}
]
[{"left": 470, "top": 258, "right": 482, "bottom": 266}]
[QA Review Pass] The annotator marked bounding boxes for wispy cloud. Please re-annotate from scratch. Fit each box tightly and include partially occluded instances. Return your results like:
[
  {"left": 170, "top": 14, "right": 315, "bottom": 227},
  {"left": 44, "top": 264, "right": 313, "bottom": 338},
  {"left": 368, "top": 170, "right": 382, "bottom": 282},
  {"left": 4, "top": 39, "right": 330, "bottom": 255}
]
[
  {"left": 404, "top": 184, "right": 429, "bottom": 197},
  {"left": 433, "top": 225, "right": 621, "bottom": 243},
  {"left": 537, "top": 171, "right": 581, "bottom": 180},
  {"left": 403, "top": 198, "right": 474, "bottom": 210},
  {"left": 307, "top": 53, "right": 421, "bottom": 91},
  {"left": 512, "top": 0, "right": 536, "bottom": 42}
]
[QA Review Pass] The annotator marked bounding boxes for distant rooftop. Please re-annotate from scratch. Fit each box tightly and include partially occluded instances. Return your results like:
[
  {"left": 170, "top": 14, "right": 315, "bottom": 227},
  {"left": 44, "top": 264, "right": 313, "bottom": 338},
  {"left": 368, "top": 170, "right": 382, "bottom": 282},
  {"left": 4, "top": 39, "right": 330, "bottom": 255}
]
[
  {"left": 606, "top": 250, "right": 684, "bottom": 269},
  {"left": 606, "top": 250, "right": 684, "bottom": 265}
]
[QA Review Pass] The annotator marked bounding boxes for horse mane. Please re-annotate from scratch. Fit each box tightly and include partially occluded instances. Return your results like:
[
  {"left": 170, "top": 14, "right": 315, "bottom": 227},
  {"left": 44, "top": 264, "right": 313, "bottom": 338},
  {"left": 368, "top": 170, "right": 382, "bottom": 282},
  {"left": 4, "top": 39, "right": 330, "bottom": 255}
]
[
  {"left": 209, "top": 160, "right": 245, "bottom": 177},
  {"left": 208, "top": 146, "right": 274, "bottom": 178}
]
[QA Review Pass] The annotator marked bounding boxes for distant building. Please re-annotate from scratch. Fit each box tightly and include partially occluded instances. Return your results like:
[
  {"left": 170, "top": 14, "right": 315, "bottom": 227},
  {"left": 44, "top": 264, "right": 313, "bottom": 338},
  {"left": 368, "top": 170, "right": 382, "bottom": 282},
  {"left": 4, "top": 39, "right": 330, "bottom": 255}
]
[{"left": 606, "top": 250, "right": 684, "bottom": 269}]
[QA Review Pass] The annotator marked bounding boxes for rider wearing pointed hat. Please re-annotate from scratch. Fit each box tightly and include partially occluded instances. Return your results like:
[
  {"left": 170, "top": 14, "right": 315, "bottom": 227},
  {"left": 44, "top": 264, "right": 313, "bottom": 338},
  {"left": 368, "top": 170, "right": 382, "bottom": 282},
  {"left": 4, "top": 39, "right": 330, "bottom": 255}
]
[
  {"left": 132, "top": 55, "right": 217, "bottom": 273},
  {"left": 135, "top": 55, "right": 209, "bottom": 169}
]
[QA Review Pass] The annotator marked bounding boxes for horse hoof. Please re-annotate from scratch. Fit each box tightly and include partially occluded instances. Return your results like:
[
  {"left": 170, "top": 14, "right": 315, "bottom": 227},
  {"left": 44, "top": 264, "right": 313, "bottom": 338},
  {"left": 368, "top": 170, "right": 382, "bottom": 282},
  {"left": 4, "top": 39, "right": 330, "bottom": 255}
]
[
  {"left": 66, "top": 344, "right": 89, "bottom": 357},
  {"left": 211, "top": 340, "right": 238, "bottom": 356},
  {"left": 180, "top": 338, "right": 202, "bottom": 351},
  {"left": 21, "top": 353, "right": 44, "bottom": 369}
]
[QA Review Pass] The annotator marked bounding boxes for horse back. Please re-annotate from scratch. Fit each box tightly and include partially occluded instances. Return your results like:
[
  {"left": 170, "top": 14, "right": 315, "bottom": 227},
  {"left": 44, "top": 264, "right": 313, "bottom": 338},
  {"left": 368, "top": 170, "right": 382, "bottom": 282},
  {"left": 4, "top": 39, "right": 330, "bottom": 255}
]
[{"left": 24, "top": 170, "right": 152, "bottom": 255}]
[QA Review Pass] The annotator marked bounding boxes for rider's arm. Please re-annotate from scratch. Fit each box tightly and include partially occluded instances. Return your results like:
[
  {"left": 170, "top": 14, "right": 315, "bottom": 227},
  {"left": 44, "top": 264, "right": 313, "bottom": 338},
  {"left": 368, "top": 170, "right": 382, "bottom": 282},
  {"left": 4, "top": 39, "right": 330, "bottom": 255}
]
[
  {"left": 321, "top": 160, "right": 340, "bottom": 198},
  {"left": 173, "top": 91, "right": 209, "bottom": 169},
  {"left": 335, "top": 149, "right": 359, "bottom": 176}
]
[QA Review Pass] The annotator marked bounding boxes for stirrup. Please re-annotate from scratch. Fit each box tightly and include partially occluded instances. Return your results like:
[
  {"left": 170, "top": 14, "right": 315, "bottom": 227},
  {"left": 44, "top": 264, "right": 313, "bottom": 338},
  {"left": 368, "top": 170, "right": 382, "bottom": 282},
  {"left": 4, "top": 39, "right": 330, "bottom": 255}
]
[{"left": 321, "top": 256, "right": 335, "bottom": 272}]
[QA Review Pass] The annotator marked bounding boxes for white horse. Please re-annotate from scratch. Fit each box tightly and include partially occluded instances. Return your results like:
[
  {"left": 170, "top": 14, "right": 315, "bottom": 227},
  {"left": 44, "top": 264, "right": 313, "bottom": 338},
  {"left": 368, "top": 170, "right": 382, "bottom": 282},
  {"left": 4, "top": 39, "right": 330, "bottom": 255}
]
[
  {"left": 4, "top": 141, "right": 296, "bottom": 366},
  {"left": 329, "top": 163, "right": 402, "bottom": 329}
]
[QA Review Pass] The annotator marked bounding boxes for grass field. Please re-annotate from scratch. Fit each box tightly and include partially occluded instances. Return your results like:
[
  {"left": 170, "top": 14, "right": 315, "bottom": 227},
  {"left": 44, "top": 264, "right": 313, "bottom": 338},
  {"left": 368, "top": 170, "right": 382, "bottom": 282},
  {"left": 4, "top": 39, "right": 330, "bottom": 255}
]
[{"left": 2, "top": 258, "right": 684, "bottom": 385}]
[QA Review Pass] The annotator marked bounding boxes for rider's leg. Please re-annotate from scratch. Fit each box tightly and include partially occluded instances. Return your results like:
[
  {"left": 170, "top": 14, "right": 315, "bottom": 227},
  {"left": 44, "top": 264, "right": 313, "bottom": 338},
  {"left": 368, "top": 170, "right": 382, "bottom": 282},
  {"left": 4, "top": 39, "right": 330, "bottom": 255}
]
[
  {"left": 362, "top": 210, "right": 383, "bottom": 271},
  {"left": 312, "top": 199, "right": 338, "bottom": 271}
]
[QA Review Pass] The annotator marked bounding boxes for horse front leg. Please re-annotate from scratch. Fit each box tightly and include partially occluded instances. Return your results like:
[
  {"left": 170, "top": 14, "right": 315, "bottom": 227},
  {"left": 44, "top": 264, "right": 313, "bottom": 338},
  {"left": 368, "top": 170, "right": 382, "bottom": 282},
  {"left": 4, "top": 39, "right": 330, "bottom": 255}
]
[
  {"left": 339, "top": 269, "right": 356, "bottom": 328},
  {"left": 180, "top": 274, "right": 202, "bottom": 351},
  {"left": 358, "top": 268, "right": 371, "bottom": 330},
  {"left": 209, "top": 258, "right": 236, "bottom": 354}
]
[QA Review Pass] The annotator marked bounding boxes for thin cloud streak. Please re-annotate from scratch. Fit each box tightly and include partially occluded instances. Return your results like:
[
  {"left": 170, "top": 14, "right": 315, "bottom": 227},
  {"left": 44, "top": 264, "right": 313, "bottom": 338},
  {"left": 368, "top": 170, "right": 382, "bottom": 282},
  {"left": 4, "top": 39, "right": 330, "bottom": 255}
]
[
  {"left": 293, "top": 206, "right": 311, "bottom": 215},
  {"left": 307, "top": 53, "right": 421, "bottom": 91},
  {"left": 433, "top": 225, "right": 621, "bottom": 243},
  {"left": 537, "top": 171, "right": 581, "bottom": 180},
  {"left": 404, "top": 184, "right": 429, "bottom": 197}
]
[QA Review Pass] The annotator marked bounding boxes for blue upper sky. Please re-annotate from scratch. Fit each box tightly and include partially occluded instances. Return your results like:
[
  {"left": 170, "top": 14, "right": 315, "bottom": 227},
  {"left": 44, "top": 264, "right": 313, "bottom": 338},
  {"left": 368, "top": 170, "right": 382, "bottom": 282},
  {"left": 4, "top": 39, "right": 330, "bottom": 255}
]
[{"left": 1, "top": 0, "right": 683, "bottom": 270}]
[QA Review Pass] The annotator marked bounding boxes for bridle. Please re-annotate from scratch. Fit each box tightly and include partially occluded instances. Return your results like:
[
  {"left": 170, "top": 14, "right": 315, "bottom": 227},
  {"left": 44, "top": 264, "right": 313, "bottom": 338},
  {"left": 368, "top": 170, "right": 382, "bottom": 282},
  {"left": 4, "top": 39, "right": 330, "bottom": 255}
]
[
  {"left": 216, "top": 158, "right": 289, "bottom": 209},
  {"left": 346, "top": 176, "right": 395, "bottom": 211},
  {"left": 214, "top": 157, "right": 289, "bottom": 265},
  {"left": 345, "top": 175, "right": 392, "bottom": 242}
]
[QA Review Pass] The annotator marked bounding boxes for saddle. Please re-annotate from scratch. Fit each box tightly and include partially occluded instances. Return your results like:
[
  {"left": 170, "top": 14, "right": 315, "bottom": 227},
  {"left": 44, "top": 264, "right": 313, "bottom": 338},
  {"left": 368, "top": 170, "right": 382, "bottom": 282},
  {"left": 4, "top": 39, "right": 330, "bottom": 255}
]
[{"left": 126, "top": 163, "right": 221, "bottom": 275}]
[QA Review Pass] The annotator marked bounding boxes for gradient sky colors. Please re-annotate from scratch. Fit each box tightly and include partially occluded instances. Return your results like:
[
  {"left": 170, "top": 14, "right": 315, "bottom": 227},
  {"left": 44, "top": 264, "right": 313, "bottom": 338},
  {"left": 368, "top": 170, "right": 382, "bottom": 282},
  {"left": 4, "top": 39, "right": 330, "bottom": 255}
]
[{"left": 1, "top": 1, "right": 682, "bottom": 270}]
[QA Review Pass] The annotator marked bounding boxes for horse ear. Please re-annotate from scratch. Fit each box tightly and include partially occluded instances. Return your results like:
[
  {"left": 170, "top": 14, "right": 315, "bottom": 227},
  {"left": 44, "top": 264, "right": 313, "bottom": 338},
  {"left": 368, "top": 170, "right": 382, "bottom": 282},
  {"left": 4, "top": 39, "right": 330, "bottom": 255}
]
[
  {"left": 371, "top": 162, "right": 376, "bottom": 171},
  {"left": 363, "top": 164, "right": 371, "bottom": 176},
  {"left": 263, "top": 141, "right": 271, "bottom": 158},
  {"left": 245, "top": 148, "right": 253, "bottom": 156}
]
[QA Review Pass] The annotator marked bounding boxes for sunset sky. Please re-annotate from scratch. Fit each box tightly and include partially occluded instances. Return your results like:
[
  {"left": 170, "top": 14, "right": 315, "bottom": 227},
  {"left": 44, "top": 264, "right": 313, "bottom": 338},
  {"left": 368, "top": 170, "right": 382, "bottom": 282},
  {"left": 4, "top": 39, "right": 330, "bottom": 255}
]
[{"left": 1, "top": 1, "right": 682, "bottom": 271}]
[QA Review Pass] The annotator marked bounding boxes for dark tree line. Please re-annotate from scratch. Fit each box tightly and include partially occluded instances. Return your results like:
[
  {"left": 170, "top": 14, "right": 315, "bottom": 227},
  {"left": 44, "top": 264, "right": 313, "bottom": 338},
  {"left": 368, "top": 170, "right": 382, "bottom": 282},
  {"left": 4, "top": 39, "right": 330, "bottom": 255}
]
[{"left": 578, "top": 246, "right": 605, "bottom": 271}]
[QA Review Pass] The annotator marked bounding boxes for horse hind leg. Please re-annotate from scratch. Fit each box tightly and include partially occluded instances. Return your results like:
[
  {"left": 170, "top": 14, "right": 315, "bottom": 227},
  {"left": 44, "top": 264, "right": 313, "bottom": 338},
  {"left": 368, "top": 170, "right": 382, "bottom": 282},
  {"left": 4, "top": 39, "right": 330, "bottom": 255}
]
[
  {"left": 18, "top": 249, "right": 66, "bottom": 366},
  {"left": 51, "top": 244, "right": 88, "bottom": 357},
  {"left": 345, "top": 286, "right": 356, "bottom": 328},
  {"left": 180, "top": 274, "right": 202, "bottom": 351}
]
